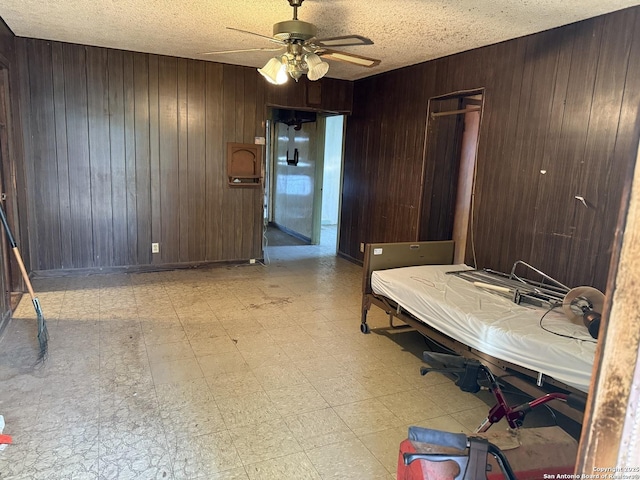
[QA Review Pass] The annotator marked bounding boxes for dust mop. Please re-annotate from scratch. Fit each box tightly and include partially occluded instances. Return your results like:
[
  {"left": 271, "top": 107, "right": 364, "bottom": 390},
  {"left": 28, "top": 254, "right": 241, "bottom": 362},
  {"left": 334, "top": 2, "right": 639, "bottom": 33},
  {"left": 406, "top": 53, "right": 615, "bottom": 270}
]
[{"left": 0, "top": 203, "right": 48, "bottom": 363}]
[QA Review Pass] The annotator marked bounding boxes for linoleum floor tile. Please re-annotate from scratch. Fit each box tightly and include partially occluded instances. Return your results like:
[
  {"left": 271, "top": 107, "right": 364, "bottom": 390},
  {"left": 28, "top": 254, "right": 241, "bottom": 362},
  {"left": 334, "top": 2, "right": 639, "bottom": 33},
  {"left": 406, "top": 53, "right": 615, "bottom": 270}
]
[
  {"left": 155, "top": 377, "right": 215, "bottom": 410},
  {"left": 160, "top": 399, "right": 226, "bottom": 439},
  {"left": 240, "top": 344, "right": 290, "bottom": 369},
  {"left": 359, "top": 425, "right": 413, "bottom": 475},
  {"left": 141, "top": 322, "right": 187, "bottom": 346},
  {"left": 17, "top": 423, "right": 99, "bottom": 478},
  {"left": 264, "top": 325, "right": 313, "bottom": 344},
  {"left": 193, "top": 467, "right": 250, "bottom": 480},
  {"left": 283, "top": 407, "right": 356, "bottom": 450},
  {"left": 149, "top": 356, "right": 203, "bottom": 385},
  {"left": 377, "top": 388, "right": 448, "bottom": 424},
  {"left": 229, "top": 418, "right": 302, "bottom": 466},
  {"left": 358, "top": 369, "right": 415, "bottom": 397},
  {"left": 231, "top": 330, "right": 277, "bottom": 352},
  {"left": 146, "top": 340, "right": 195, "bottom": 364},
  {"left": 33, "top": 395, "right": 100, "bottom": 434},
  {"left": 266, "top": 382, "right": 329, "bottom": 416},
  {"left": 311, "top": 374, "right": 374, "bottom": 406},
  {"left": 99, "top": 382, "right": 159, "bottom": 421},
  {"left": 99, "top": 354, "right": 153, "bottom": 386},
  {"left": 296, "top": 355, "right": 348, "bottom": 381},
  {"left": 420, "top": 381, "right": 489, "bottom": 414},
  {"left": 168, "top": 429, "right": 242, "bottom": 478},
  {"left": 197, "top": 349, "right": 248, "bottom": 376},
  {"left": 0, "top": 445, "right": 27, "bottom": 478},
  {"left": 333, "top": 398, "right": 404, "bottom": 436},
  {"left": 98, "top": 454, "right": 173, "bottom": 480},
  {"left": 216, "top": 390, "right": 281, "bottom": 429},
  {"left": 245, "top": 453, "right": 322, "bottom": 480},
  {"left": 252, "top": 362, "right": 309, "bottom": 391},
  {"left": 282, "top": 340, "right": 330, "bottom": 362},
  {"left": 306, "top": 437, "right": 390, "bottom": 480},
  {"left": 255, "top": 313, "right": 299, "bottom": 330},
  {"left": 206, "top": 370, "right": 264, "bottom": 400}
]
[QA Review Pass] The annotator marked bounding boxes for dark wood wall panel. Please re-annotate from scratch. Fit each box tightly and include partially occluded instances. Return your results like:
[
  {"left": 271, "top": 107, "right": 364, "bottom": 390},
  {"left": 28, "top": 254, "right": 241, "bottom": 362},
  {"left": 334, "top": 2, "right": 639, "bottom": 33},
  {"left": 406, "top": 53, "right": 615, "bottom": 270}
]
[
  {"left": 204, "top": 62, "right": 224, "bottom": 262},
  {"left": 342, "top": 6, "right": 640, "bottom": 291},
  {"left": 65, "top": 45, "right": 94, "bottom": 268},
  {"left": 14, "top": 39, "right": 352, "bottom": 272},
  {"left": 132, "top": 52, "right": 151, "bottom": 265},
  {"left": 87, "top": 48, "right": 113, "bottom": 268},
  {"left": 526, "top": 19, "right": 604, "bottom": 283},
  {"left": 107, "top": 50, "right": 127, "bottom": 267},
  {"left": 158, "top": 55, "right": 180, "bottom": 264},
  {"left": 27, "top": 39, "right": 57, "bottom": 270},
  {"left": 571, "top": 11, "right": 638, "bottom": 286}
]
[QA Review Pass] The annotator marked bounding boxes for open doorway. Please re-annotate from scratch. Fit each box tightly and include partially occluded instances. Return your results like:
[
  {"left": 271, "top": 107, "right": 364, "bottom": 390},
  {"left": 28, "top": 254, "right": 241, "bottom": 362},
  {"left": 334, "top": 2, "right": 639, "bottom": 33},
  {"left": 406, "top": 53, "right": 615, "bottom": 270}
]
[
  {"left": 418, "top": 89, "right": 484, "bottom": 264},
  {"left": 264, "top": 108, "right": 344, "bottom": 254},
  {"left": 319, "top": 114, "right": 344, "bottom": 249}
]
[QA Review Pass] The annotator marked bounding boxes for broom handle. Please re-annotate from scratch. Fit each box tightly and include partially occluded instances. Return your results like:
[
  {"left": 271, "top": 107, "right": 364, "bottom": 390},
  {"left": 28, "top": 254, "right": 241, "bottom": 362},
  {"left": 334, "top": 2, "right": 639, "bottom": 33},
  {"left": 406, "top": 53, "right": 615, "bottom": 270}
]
[
  {"left": 12, "top": 246, "right": 37, "bottom": 300},
  {"left": 0, "top": 202, "right": 37, "bottom": 301}
]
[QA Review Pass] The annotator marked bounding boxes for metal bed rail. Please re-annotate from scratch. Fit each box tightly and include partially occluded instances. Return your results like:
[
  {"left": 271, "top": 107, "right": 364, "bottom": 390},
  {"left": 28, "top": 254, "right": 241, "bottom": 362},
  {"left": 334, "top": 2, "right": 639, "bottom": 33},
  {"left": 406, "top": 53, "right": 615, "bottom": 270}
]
[{"left": 446, "top": 261, "right": 570, "bottom": 309}]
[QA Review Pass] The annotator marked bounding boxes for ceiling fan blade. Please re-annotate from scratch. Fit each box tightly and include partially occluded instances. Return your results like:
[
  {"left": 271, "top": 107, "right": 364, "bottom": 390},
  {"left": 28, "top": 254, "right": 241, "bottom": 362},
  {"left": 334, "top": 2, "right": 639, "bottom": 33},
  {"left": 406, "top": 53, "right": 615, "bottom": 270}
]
[
  {"left": 314, "top": 35, "right": 374, "bottom": 47},
  {"left": 226, "top": 27, "right": 285, "bottom": 45},
  {"left": 202, "top": 47, "right": 283, "bottom": 55},
  {"left": 319, "top": 49, "right": 381, "bottom": 68}
]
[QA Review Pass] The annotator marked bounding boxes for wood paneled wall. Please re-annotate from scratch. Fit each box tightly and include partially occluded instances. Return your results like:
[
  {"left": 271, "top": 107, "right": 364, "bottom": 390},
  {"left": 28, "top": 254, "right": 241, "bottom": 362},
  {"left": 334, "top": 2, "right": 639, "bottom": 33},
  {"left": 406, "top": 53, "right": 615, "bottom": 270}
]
[
  {"left": 14, "top": 39, "right": 352, "bottom": 272},
  {"left": 341, "top": 7, "right": 640, "bottom": 291}
]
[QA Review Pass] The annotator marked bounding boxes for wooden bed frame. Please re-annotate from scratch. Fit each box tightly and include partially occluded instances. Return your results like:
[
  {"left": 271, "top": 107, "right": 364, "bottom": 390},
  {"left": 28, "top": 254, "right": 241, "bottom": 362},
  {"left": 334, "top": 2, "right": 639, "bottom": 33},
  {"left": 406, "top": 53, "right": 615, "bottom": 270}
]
[{"left": 360, "top": 240, "right": 586, "bottom": 424}]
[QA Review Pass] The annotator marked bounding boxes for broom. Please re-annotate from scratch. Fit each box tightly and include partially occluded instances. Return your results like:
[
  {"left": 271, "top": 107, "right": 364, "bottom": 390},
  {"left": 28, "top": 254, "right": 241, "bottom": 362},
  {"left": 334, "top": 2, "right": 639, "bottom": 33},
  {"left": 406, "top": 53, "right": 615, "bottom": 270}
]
[{"left": 0, "top": 203, "right": 48, "bottom": 363}]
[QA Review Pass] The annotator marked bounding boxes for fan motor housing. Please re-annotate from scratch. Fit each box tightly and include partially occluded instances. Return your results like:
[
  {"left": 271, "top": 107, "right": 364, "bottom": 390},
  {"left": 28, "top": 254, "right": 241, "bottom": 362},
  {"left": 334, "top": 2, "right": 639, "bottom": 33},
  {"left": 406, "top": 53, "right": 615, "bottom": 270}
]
[{"left": 273, "top": 20, "right": 317, "bottom": 41}]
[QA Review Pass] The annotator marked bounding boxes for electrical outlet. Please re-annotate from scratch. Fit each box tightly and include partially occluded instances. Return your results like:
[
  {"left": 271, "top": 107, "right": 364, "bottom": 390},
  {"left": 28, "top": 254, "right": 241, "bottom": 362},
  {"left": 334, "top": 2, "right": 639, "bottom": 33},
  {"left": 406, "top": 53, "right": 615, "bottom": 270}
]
[
  {"left": 151, "top": 243, "right": 160, "bottom": 253},
  {"left": 360, "top": 243, "right": 365, "bottom": 253},
  {"left": 249, "top": 258, "right": 256, "bottom": 264}
]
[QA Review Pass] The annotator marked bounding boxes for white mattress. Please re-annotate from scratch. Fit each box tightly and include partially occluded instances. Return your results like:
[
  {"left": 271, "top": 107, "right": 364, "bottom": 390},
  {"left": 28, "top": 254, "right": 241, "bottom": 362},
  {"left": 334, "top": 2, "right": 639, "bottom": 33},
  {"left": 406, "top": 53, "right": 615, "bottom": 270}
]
[{"left": 371, "top": 264, "right": 595, "bottom": 392}]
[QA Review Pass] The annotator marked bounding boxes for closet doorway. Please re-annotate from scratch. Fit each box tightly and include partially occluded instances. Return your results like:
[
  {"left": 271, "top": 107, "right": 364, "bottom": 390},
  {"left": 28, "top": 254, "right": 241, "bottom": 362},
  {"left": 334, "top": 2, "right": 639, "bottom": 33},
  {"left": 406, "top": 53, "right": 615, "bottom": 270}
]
[{"left": 418, "top": 89, "right": 484, "bottom": 264}]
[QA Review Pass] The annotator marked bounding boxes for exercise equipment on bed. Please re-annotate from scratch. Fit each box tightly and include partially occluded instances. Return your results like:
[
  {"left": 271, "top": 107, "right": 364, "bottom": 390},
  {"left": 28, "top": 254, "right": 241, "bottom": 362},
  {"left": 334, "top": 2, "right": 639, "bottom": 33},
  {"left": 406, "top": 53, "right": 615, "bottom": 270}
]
[
  {"left": 448, "top": 265, "right": 605, "bottom": 339},
  {"left": 446, "top": 261, "right": 570, "bottom": 309},
  {"left": 360, "top": 240, "right": 598, "bottom": 423}
]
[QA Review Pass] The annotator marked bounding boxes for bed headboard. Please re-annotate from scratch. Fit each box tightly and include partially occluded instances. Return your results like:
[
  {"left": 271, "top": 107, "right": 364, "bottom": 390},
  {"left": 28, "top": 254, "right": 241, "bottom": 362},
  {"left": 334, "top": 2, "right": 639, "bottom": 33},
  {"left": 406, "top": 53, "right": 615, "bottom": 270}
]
[{"left": 362, "top": 241, "right": 455, "bottom": 294}]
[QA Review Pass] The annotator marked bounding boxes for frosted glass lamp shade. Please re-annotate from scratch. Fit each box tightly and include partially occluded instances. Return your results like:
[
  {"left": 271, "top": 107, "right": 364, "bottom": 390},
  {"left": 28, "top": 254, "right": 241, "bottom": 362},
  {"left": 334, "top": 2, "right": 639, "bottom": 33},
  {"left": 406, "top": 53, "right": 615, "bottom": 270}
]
[
  {"left": 258, "top": 57, "right": 288, "bottom": 85},
  {"left": 305, "top": 53, "right": 329, "bottom": 81}
]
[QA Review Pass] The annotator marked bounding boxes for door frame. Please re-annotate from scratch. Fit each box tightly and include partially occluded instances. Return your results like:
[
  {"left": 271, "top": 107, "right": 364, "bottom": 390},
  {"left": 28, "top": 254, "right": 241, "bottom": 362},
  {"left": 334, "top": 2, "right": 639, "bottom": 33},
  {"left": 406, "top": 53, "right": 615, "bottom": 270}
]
[
  {"left": 265, "top": 106, "right": 345, "bottom": 251},
  {"left": 0, "top": 60, "right": 22, "bottom": 321},
  {"left": 417, "top": 88, "right": 485, "bottom": 264}
]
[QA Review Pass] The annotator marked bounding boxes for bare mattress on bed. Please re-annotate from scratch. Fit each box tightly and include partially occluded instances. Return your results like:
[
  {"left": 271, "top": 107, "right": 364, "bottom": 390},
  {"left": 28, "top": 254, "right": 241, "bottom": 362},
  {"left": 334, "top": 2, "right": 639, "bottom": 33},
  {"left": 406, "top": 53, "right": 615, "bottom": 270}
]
[{"left": 371, "top": 264, "right": 596, "bottom": 393}]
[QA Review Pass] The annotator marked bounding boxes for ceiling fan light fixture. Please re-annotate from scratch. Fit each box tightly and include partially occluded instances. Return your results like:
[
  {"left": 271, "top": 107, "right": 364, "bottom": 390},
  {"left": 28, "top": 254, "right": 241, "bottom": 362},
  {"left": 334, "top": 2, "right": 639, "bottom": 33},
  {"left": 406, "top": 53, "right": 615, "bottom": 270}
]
[
  {"left": 258, "top": 57, "right": 288, "bottom": 85},
  {"left": 305, "top": 53, "right": 329, "bottom": 81},
  {"left": 287, "top": 61, "right": 305, "bottom": 81}
]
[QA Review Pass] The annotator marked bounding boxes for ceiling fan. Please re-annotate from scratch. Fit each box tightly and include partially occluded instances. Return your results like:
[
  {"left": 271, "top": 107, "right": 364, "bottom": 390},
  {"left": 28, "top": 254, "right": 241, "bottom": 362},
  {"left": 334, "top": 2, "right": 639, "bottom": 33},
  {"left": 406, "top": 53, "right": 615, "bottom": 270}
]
[{"left": 203, "top": 0, "right": 381, "bottom": 84}]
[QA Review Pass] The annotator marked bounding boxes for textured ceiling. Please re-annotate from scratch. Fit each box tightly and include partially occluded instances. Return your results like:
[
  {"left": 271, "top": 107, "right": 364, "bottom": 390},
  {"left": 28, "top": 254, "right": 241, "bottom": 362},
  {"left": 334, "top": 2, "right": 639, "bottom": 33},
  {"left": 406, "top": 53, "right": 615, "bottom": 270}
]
[{"left": 1, "top": 0, "right": 639, "bottom": 81}]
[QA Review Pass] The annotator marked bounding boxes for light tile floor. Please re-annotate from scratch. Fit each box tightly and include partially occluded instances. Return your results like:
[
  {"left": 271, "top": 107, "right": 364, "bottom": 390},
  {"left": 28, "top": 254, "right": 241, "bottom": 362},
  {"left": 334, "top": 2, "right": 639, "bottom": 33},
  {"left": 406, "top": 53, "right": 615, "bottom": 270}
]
[{"left": 1, "top": 236, "right": 511, "bottom": 480}]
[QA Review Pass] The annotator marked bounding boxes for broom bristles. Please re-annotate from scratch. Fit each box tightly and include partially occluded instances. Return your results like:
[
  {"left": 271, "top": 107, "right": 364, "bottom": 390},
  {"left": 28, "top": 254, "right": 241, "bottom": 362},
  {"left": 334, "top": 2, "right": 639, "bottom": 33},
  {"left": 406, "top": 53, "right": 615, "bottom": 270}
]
[{"left": 33, "top": 297, "right": 48, "bottom": 364}]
